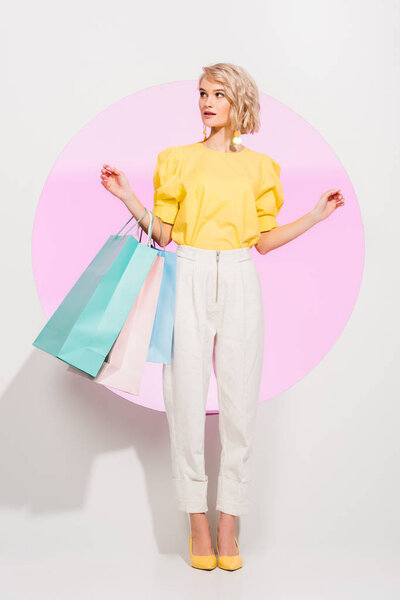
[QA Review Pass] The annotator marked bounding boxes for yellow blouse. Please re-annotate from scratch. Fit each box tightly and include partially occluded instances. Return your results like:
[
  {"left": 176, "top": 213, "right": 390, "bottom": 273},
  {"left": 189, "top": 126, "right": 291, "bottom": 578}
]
[{"left": 152, "top": 141, "right": 284, "bottom": 250}]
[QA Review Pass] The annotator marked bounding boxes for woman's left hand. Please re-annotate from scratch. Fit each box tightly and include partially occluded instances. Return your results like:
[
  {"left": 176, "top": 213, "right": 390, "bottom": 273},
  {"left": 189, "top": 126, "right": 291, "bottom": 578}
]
[{"left": 311, "top": 188, "right": 345, "bottom": 224}]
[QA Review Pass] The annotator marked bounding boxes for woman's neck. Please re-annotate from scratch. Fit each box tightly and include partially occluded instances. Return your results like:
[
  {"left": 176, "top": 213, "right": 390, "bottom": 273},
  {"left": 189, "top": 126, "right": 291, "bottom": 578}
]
[{"left": 203, "top": 128, "right": 239, "bottom": 153}]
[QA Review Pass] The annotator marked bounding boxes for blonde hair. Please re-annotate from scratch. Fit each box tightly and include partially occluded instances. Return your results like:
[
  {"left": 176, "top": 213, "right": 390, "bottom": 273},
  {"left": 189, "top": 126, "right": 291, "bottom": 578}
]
[{"left": 198, "top": 62, "right": 261, "bottom": 134}]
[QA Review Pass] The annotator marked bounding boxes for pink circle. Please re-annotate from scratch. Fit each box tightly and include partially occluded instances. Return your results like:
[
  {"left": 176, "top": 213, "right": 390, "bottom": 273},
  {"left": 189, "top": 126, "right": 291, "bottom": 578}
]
[{"left": 32, "top": 80, "right": 364, "bottom": 414}]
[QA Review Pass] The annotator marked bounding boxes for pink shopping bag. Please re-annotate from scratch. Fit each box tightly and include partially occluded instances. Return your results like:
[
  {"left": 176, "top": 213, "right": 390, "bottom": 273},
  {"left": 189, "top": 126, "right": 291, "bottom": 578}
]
[{"left": 93, "top": 254, "right": 165, "bottom": 395}]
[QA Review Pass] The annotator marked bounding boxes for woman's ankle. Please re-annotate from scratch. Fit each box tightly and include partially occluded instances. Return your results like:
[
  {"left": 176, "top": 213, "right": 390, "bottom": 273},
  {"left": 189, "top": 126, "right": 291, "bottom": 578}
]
[
  {"left": 190, "top": 512, "right": 211, "bottom": 535},
  {"left": 217, "top": 512, "right": 236, "bottom": 533}
]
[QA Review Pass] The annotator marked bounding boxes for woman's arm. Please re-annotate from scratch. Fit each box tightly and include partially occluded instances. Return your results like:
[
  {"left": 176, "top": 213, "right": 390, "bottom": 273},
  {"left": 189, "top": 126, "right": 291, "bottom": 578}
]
[
  {"left": 255, "top": 188, "right": 345, "bottom": 255},
  {"left": 100, "top": 163, "right": 173, "bottom": 247}
]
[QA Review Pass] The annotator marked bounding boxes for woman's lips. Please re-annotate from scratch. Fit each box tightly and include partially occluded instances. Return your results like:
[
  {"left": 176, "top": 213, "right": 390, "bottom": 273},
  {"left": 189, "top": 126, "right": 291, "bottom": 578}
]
[{"left": 204, "top": 112, "right": 216, "bottom": 118}]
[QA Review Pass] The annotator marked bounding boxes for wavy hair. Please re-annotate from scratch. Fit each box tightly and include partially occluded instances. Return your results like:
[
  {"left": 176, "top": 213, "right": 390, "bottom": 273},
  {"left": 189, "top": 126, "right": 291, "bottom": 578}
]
[{"left": 198, "top": 62, "right": 261, "bottom": 135}]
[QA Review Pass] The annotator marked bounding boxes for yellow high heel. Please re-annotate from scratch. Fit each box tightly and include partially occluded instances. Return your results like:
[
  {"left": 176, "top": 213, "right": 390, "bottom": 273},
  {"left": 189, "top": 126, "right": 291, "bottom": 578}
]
[
  {"left": 189, "top": 534, "right": 217, "bottom": 570},
  {"left": 216, "top": 536, "right": 243, "bottom": 571}
]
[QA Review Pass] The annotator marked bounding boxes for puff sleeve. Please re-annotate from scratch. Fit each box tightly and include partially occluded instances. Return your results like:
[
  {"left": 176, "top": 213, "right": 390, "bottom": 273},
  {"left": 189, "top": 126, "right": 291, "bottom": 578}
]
[
  {"left": 152, "top": 146, "right": 183, "bottom": 225},
  {"left": 255, "top": 155, "right": 284, "bottom": 232}
]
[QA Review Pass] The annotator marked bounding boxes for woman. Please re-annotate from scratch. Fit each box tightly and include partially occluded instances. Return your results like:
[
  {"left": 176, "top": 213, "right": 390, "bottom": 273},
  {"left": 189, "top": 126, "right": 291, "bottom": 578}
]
[{"left": 100, "top": 62, "right": 344, "bottom": 571}]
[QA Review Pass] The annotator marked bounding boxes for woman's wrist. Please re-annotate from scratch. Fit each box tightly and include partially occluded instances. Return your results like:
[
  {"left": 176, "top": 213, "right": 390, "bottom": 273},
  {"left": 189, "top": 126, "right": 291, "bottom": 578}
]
[
  {"left": 308, "top": 209, "right": 321, "bottom": 226},
  {"left": 119, "top": 187, "right": 136, "bottom": 205}
]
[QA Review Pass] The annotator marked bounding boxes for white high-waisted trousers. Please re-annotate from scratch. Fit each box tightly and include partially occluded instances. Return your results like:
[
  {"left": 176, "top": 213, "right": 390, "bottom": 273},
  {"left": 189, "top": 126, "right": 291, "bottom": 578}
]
[{"left": 162, "top": 243, "right": 265, "bottom": 516}]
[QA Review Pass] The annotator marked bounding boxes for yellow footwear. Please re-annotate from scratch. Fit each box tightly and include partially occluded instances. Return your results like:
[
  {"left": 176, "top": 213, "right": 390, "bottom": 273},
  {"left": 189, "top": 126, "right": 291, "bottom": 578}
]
[
  {"left": 216, "top": 536, "right": 243, "bottom": 571},
  {"left": 189, "top": 534, "right": 217, "bottom": 570}
]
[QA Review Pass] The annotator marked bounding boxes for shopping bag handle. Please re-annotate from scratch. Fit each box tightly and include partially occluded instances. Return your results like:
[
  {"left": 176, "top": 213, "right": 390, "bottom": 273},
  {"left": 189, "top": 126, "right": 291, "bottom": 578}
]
[
  {"left": 112, "top": 208, "right": 157, "bottom": 248},
  {"left": 138, "top": 212, "right": 166, "bottom": 251},
  {"left": 135, "top": 211, "right": 166, "bottom": 251},
  {"left": 113, "top": 207, "right": 155, "bottom": 245},
  {"left": 138, "top": 210, "right": 156, "bottom": 247},
  {"left": 153, "top": 214, "right": 166, "bottom": 251},
  {"left": 114, "top": 214, "right": 136, "bottom": 236},
  {"left": 113, "top": 209, "right": 148, "bottom": 237}
]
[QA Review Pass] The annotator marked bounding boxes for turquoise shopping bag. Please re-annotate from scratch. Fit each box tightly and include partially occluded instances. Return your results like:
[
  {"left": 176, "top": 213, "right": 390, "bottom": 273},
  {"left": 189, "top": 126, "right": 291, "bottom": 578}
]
[
  {"left": 146, "top": 215, "right": 177, "bottom": 364},
  {"left": 32, "top": 214, "right": 143, "bottom": 357},
  {"left": 56, "top": 212, "right": 158, "bottom": 377}
]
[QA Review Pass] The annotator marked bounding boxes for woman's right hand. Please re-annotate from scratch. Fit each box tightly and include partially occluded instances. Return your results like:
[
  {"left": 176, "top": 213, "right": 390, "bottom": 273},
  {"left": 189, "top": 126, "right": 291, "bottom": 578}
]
[{"left": 100, "top": 164, "right": 132, "bottom": 202}]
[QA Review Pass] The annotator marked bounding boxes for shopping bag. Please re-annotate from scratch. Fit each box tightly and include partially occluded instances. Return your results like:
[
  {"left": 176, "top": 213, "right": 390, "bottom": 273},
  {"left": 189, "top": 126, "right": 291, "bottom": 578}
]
[
  {"left": 32, "top": 214, "right": 140, "bottom": 357},
  {"left": 146, "top": 215, "right": 177, "bottom": 364},
  {"left": 93, "top": 253, "right": 165, "bottom": 394},
  {"left": 56, "top": 211, "right": 158, "bottom": 377}
]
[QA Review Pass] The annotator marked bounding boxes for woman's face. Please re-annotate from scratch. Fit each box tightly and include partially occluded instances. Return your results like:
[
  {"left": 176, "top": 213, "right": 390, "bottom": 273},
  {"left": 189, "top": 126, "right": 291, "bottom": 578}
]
[{"left": 199, "top": 77, "right": 232, "bottom": 130}]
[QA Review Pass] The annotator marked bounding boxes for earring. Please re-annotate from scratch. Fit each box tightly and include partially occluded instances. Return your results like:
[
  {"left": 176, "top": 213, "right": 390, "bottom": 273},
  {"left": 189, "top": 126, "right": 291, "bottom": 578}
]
[
  {"left": 232, "top": 128, "right": 242, "bottom": 145},
  {"left": 203, "top": 125, "right": 207, "bottom": 141}
]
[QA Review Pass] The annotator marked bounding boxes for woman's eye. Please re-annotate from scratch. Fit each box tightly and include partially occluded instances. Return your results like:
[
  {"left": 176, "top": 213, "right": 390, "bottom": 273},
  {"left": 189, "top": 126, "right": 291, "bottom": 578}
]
[{"left": 199, "top": 91, "right": 224, "bottom": 98}]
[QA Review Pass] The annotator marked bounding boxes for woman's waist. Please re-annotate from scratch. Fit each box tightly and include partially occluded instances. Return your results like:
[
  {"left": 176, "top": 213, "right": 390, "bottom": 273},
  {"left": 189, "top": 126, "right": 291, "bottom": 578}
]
[{"left": 176, "top": 244, "right": 252, "bottom": 264}]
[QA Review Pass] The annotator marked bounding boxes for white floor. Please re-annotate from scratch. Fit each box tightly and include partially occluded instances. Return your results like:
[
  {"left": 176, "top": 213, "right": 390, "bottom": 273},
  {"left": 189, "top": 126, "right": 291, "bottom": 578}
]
[{"left": 2, "top": 548, "right": 399, "bottom": 600}]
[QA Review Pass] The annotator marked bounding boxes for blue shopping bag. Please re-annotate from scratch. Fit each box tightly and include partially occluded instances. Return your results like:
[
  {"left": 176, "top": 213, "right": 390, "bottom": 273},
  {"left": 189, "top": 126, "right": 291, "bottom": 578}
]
[
  {"left": 32, "top": 214, "right": 143, "bottom": 357},
  {"left": 56, "top": 212, "right": 158, "bottom": 377},
  {"left": 146, "top": 215, "right": 177, "bottom": 364}
]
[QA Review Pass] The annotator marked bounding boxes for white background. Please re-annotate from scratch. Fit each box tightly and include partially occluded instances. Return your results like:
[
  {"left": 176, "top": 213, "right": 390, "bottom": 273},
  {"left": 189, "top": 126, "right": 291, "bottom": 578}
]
[{"left": 1, "top": 0, "right": 399, "bottom": 597}]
